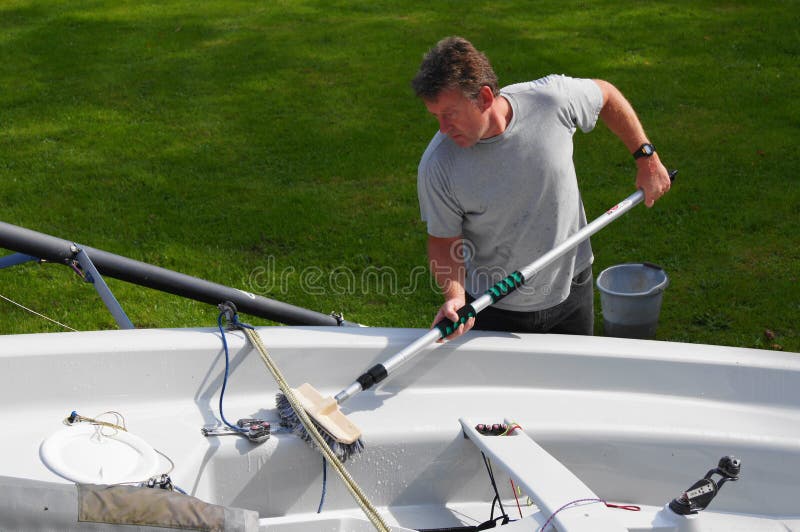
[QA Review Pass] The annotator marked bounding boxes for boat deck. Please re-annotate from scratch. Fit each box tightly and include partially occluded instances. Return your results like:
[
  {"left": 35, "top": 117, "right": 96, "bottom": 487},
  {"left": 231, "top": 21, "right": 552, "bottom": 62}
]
[{"left": 1, "top": 327, "right": 799, "bottom": 530}]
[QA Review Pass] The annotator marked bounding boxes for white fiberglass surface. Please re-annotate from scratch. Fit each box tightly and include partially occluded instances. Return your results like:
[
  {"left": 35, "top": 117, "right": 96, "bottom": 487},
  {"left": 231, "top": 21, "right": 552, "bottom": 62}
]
[
  {"left": 40, "top": 423, "right": 159, "bottom": 484},
  {"left": 0, "top": 327, "right": 799, "bottom": 522}
]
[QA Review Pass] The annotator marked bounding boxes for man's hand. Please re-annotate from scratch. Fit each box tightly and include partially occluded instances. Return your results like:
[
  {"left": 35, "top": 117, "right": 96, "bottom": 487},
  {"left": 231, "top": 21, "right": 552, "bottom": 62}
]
[
  {"left": 427, "top": 234, "right": 474, "bottom": 341},
  {"left": 431, "top": 297, "right": 475, "bottom": 342},
  {"left": 636, "top": 154, "right": 672, "bottom": 207}
]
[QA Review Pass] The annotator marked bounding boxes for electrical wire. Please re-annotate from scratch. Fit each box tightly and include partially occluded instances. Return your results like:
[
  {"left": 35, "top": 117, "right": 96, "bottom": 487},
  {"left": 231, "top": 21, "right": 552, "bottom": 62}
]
[
  {"left": 538, "top": 498, "right": 641, "bottom": 531},
  {"left": 510, "top": 479, "right": 523, "bottom": 518},
  {"left": 481, "top": 452, "right": 508, "bottom": 522},
  {"left": 539, "top": 498, "right": 603, "bottom": 531}
]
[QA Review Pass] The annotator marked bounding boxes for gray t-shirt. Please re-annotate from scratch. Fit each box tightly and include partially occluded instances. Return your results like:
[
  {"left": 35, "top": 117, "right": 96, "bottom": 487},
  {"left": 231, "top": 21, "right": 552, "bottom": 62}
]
[{"left": 418, "top": 74, "right": 603, "bottom": 311}]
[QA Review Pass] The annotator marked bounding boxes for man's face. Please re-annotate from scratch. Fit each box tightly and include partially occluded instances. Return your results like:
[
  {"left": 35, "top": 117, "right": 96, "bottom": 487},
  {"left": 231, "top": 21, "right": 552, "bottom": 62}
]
[{"left": 424, "top": 88, "right": 489, "bottom": 148}]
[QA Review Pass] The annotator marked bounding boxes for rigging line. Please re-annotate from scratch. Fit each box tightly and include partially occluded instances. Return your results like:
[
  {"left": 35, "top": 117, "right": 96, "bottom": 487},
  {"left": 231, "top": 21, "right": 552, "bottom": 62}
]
[
  {"left": 241, "top": 325, "right": 390, "bottom": 531},
  {"left": 0, "top": 292, "right": 77, "bottom": 332}
]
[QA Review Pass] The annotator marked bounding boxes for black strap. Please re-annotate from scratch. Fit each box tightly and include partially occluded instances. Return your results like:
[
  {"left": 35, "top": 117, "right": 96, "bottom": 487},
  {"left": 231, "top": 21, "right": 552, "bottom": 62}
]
[{"left": 416, "top": 515, "right": 511, "bottom": 532}]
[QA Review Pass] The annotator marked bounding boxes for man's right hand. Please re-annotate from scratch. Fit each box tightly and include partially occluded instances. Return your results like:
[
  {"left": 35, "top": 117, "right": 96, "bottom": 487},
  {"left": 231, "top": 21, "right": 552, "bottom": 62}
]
[{"left": 431, "top": 297, "right": 475, "bottom": 342}]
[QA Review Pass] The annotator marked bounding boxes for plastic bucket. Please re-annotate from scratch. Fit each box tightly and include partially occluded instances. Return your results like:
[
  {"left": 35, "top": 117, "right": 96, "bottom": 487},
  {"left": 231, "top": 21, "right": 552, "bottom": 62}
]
[{"left": 596, "top": 263, "right": 669, "bottom": 339}]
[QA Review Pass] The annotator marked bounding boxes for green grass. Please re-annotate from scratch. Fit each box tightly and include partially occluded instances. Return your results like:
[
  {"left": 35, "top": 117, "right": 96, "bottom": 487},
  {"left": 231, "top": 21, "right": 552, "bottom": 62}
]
[{"left": 1, "top": 1, "right": 798, "bottom": 352}]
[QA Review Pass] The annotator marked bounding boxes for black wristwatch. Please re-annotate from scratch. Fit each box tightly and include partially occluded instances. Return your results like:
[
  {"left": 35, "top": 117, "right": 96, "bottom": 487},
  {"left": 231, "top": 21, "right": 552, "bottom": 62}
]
[{"left": 632, "top": 143, "right": 656, "bottom": 160}]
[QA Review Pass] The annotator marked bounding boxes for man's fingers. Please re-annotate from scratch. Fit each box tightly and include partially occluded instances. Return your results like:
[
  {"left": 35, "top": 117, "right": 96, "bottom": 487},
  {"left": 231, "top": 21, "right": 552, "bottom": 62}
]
[{"left": 441, "top": 316, "right": 476, "bottom": 342}]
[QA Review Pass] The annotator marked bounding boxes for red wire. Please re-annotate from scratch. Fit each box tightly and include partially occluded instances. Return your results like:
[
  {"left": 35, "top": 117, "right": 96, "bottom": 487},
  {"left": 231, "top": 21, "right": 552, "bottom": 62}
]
[
  {"left": 605, "top": 502, "right": 641, "bottom": 511},
  {"left": 509, "top": 479, "right": 523, "bottom": 518},
  {"left": 540, "top": 499, "right": 641, "bottom": 531}
]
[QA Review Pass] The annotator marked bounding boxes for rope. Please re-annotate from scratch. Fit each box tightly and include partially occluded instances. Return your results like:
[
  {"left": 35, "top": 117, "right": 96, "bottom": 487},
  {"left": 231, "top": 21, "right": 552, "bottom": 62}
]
[
  {"left": 318, "top": 456, "right": 328, "bottom": 513},
  {"left": 65, "top": 410, "right": 128, "bottom": 434},
  {"left": 216, "top": 314, "right": 248, "bottom": 434},
  {"left": 0, "top": 293, "right": 77, "bottom": 331},
  {"left": 241, "top": 326, "right": 391, "bottom": 532}
]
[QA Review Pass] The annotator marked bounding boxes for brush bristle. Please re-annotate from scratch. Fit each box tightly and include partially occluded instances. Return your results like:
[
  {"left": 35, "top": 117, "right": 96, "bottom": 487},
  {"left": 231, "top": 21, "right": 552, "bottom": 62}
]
[{"left": 276, "top": 392, "right": 364, "bottom": 462}]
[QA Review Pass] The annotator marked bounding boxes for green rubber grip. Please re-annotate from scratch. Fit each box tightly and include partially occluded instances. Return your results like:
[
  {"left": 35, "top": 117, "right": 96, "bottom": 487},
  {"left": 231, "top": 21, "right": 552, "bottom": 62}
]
[{"left": 434, "top": 304, "right": 476, "bottom": 338}]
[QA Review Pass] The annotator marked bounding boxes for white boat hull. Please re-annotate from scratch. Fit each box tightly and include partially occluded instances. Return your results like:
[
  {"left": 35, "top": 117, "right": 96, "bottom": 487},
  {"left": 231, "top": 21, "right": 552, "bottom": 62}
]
[{"left": 1, "top": 326, "right": 798, "bottom": 530}]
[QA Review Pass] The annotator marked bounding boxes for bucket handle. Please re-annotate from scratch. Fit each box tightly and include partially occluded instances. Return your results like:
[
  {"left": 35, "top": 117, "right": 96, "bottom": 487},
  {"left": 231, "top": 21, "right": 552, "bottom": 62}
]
[{"left": 642, "top": 262, "right": 669, "bottom": 295}]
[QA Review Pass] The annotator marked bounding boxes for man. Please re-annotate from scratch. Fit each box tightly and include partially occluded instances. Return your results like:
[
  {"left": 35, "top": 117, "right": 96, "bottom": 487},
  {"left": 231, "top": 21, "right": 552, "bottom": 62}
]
[{"left": 412, "top": 36, "right": 671, "bottom": 340}]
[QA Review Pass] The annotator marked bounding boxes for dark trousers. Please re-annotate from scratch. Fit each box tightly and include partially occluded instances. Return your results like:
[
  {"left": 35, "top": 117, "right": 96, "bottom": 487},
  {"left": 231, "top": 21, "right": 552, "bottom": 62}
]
[{"left": 467, "top": 266, "right": 594, "bottom": 336}]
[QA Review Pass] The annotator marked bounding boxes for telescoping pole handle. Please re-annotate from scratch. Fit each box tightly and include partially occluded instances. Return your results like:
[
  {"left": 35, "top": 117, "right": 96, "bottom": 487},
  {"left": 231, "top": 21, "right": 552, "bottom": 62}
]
[
  {"left": 434, "top": 169, "right": 678, "bottom": 335},
  {"left": 336, "top": 170, "right": 677, "bottom": 404},
  {"left": 433, "top": 304, "right": 479, "bottom": 338}
]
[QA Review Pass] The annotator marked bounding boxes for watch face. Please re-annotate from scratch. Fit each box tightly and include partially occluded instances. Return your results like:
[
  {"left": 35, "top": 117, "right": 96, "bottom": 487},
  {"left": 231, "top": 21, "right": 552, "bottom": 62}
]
[{"left": 633, "top": 143, "right": 655, "bottom": 159}]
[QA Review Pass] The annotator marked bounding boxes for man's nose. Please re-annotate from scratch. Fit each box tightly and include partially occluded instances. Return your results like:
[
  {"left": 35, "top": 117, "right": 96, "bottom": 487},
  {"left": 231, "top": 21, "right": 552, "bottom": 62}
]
[{"left": 438, "top": 117, "right": 450, "bottom": 134}]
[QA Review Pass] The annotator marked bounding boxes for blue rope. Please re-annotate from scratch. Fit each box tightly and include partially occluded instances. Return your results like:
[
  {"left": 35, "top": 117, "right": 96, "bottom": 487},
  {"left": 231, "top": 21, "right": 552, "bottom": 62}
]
[
  {"left": 217, "top": 309, "right": 330, "bottom": 515},
  {"left": 317, "top": 457, "right": 327, "bottom": 513},
  {"left": 231, "top": 312, "right": 254, "bottom": 331},
  {"left": 216, "top": 312, "right": 246, "bottom": 433}
]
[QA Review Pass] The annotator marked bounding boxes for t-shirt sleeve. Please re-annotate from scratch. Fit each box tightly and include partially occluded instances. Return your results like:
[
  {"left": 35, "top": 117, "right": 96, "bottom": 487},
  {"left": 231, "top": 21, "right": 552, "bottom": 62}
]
[
  {"left": 504, "top": 75, "right": 603, "bottom": 134},
  {"left": 563, "top": 76, "right": 604, "bottom": 133},
  {"left": 417, "top": 140, "right": 464, "bottom": 238}
]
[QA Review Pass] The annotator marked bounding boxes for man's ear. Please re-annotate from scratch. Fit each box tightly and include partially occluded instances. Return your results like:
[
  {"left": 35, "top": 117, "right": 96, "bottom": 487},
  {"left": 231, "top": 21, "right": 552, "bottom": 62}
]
[{"left": 476, "top": 85, "right": 495, "bottom": 111}]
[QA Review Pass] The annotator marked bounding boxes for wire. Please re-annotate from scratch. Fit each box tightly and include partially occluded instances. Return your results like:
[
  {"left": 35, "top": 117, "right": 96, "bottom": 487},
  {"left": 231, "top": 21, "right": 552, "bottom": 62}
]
[
  {"left": 317, "top": 457, "right": 328, "bottom": 513},
  {"left": 539, "top": 498, "right": 603, "bottom": 531},
  {"left": 65, "top": 410, "right": 127, "bottom": 435},
  {"left": 606, "top": 502, "right": 641, "bottom": 511},
  {"left": 481, "top": 452, "right": 507, "bottom": 521},
  {"left": 539, "top": 498, "right": 641, "bottom": 531},
  {"left": 65, "top": 410, "right": 181, "bottom": 489},
  {"left": 510, "top": 479, "right": 523, "bottom": 518},
  {"left": 216, "top": 312, "right": 247, "bottom": 434},
  {"left": 155, "top": 447, "right": 176, "bottom": 476},
  {"left": 68, "top": 261, "right": 86, "bottom": 280},
  {"left": 0, "top": 293, "right": 77, "bottom": 331}
]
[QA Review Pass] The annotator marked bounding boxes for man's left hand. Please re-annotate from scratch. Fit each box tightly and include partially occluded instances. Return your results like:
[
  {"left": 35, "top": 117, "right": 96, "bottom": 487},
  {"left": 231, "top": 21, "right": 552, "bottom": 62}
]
[{"left": 636, "top": 154, "right": 671, "bottom": 207}]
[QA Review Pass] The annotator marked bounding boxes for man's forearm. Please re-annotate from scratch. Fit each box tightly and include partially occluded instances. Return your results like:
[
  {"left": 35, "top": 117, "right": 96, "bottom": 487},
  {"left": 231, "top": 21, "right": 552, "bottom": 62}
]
[
  {"left": 594, "top": 79, "right": 671, "bottom": 207},
  {"left": 427, "top": 235, "right": 466, "bottom": 302},
  {"left": 595, "top": 79, "right": 650, "bottom": 151}
]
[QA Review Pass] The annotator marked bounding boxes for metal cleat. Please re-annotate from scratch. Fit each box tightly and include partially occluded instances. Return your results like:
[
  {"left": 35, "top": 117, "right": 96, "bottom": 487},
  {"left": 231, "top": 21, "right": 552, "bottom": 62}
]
[{"left": 201, "top": 418, "right": 272, "bottom": 443}]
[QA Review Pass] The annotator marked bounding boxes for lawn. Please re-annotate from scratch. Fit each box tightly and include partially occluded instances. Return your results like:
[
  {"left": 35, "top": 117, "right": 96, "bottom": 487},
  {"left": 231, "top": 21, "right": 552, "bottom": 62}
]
[{"left": 1, "top": 1, "right": 798, "bottom": 352}]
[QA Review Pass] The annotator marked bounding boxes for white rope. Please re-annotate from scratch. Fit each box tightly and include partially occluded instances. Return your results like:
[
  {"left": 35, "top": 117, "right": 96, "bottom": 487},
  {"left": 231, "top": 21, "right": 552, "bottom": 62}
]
[
  {"left": 242, "top": 327, "right": 390, "bottom": 532},
  {"left": 0, "top": 293, "right": 77, "bottom": 331}
]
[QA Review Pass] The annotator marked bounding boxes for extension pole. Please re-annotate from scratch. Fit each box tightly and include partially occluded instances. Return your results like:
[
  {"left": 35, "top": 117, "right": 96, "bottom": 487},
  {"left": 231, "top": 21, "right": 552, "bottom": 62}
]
[{"left": 335, "top": 173, "right": 677, "bottom": 404}]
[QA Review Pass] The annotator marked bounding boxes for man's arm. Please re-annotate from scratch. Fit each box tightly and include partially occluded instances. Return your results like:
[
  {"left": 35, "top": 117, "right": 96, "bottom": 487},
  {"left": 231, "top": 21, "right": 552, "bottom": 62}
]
[
  {"left": 428, "top": 234, "right": 475, "bottom": 340},
  {"left": 594, "top": 79, "right": 671, "bottom": 207}
]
